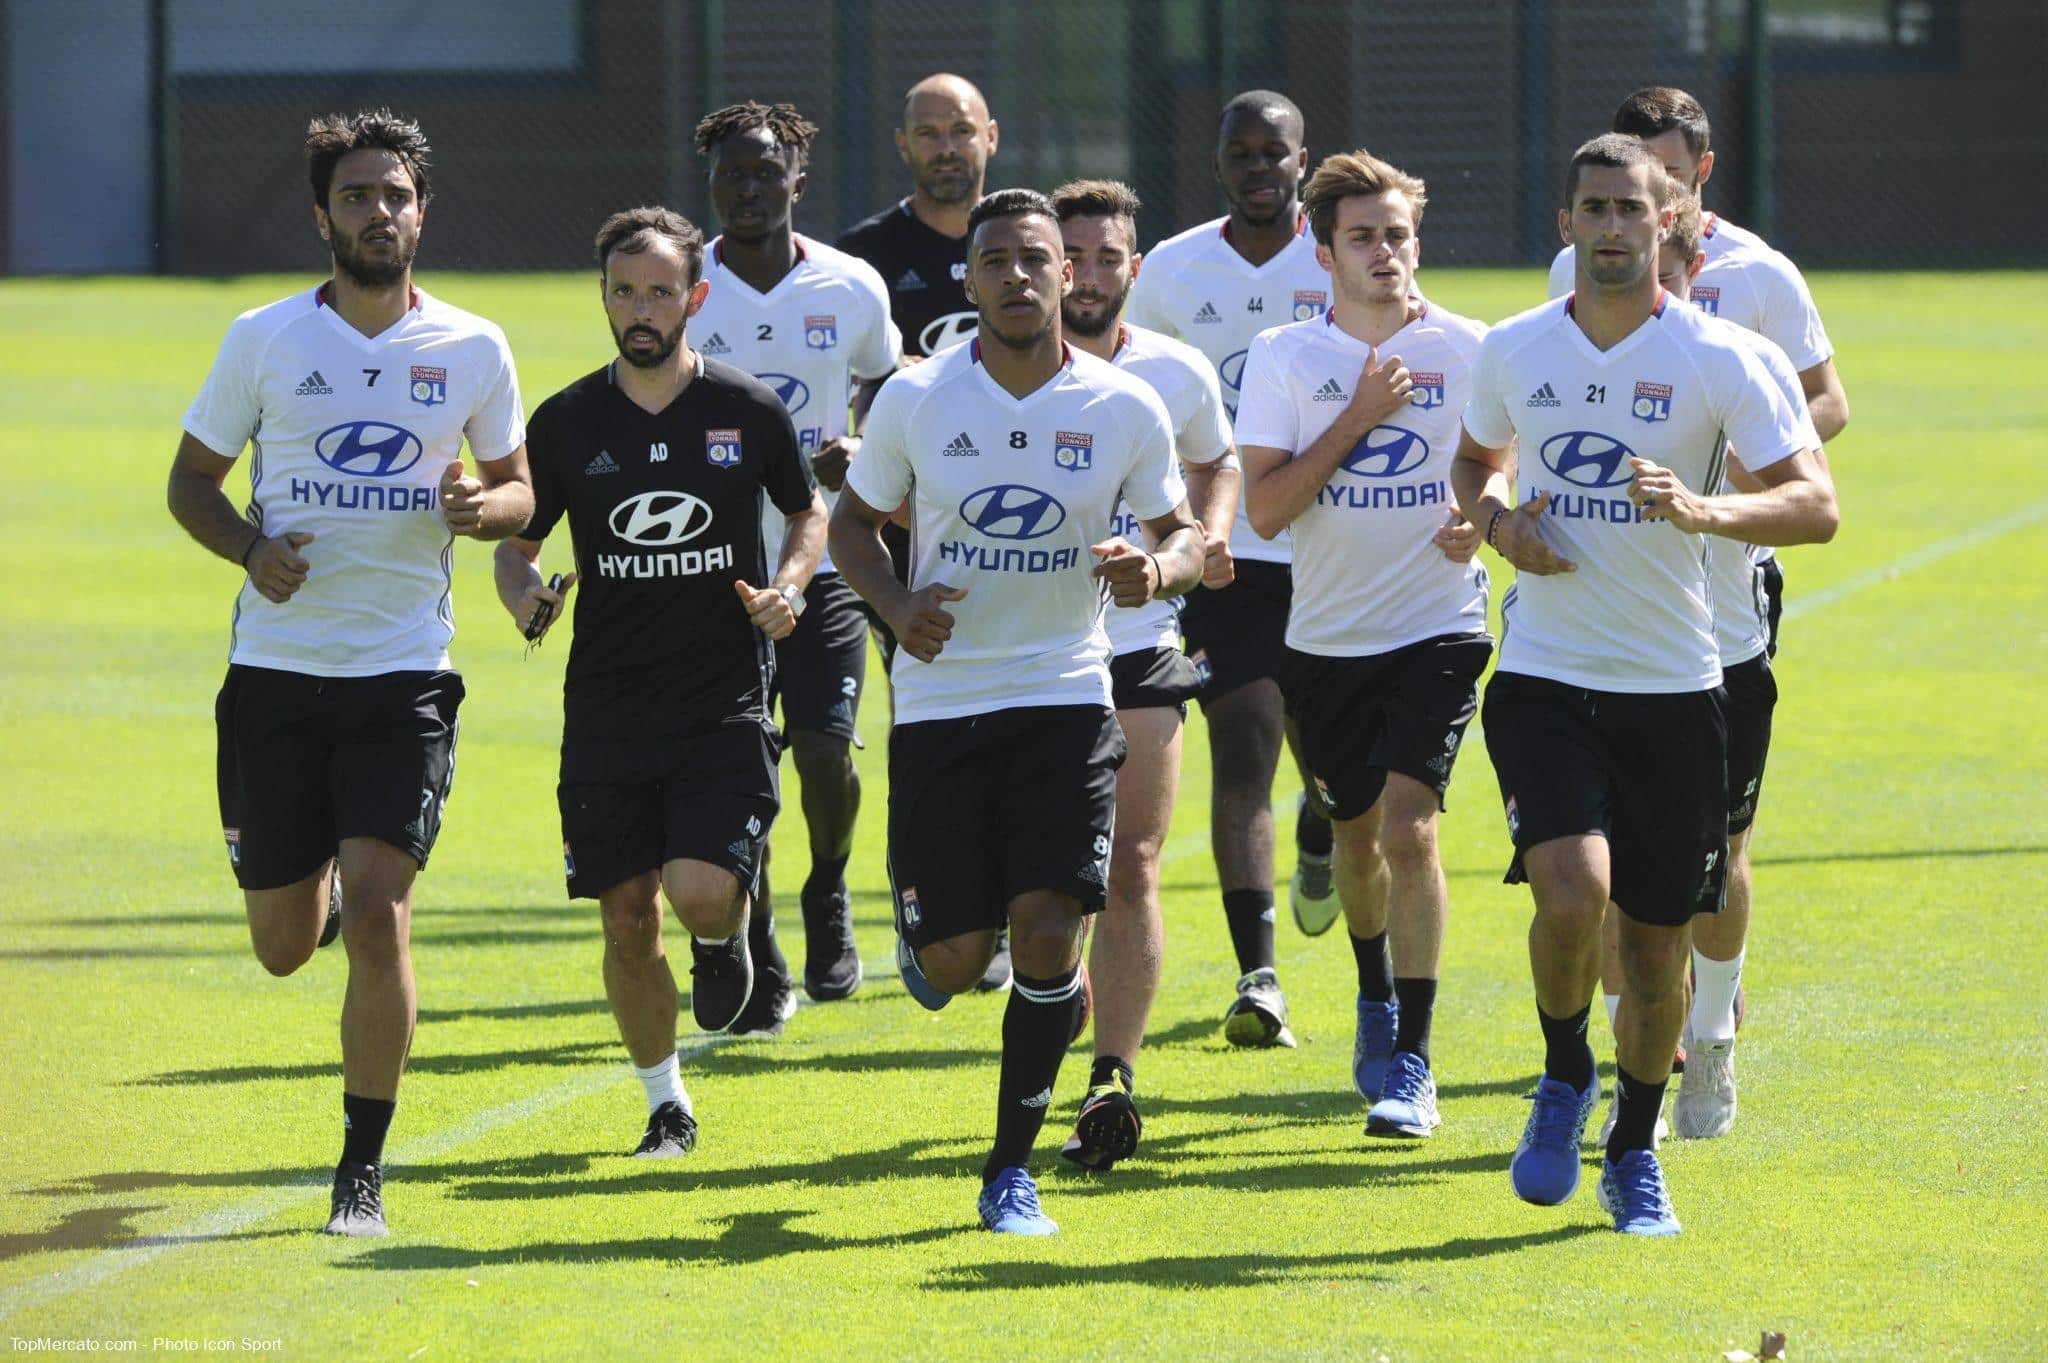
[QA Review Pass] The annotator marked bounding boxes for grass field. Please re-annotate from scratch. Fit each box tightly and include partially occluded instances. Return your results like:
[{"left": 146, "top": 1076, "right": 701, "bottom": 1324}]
[{"left": 1, "top": 269, "right": 2044, "bottom": 1362}]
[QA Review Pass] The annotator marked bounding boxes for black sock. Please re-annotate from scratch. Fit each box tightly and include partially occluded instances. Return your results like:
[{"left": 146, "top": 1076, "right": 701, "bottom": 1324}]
[
  {"left": 1538, "top": 1004, "right": 1596, "bottom": 1093},
  {"left": 1350, "top": 930, "right": 1394, "bottom": 1002},
  {"left": 1221, "top": 889, "right": 1276, "bottom": 974},
  {"left": 1607, "top": 1064, "right": 1669, "bottom": 1162},
  {"left": 1393, "top": 977, "right": 1437, "bottom": 1064},
  {"left": 747, "top": 892, "right": 786, "bottom": 976},
  {"left": 1089, "top": 1054, "right": 1134, "bottom": 1094},
  {"left": 984, "top": 967, "right": 1085, "bottom": 1182},
  {"left": 341, "top": 1093, "right": 395, "bottom": 1168},
  {"left": 801, "top": 854, "right": 849, "bottom": 907},
  {"left": 1295, "top": 799, "right": 1333, "bottom": 858}
]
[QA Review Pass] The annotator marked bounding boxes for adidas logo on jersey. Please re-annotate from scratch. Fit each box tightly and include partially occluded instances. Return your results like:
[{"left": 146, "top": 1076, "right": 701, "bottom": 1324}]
[
  {"left": 1312, "top": 378, "right": 1347, "bottom": 402},
  {"left": 1526, "top": 382, "right": 1561, "bottom": 408},
  {"left": 895, "top": 268, "right": 926, "bottom": 291},
  {"left": 294, "top": 370, "right": 333, "bottom": 396},
  {"left": 1194, "top": 302, "right": 1222, "bottom": 324},
  {"left": 585, "top": 449, "right": 620, "bottom": 475},
  {"left": 702, "top": 333, "right": 731, "bottom": 355},
  {"left": 942, "top": 431, "right": 980, "bottom": 457}
]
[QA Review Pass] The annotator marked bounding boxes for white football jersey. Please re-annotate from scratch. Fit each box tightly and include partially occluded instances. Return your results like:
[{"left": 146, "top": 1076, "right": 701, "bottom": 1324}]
[
  {"left": 1708, "top": 324, "right": 1814, "bottom": 665},
  {"left": 183, "top": 285, "right": 525, "bottom": 678},
  {"left": 692, "top": 234, "right": 902, "bottom": 574},
  {"left": 1103, "top": 324, "right": 1234, "bottom": 657},
  {"left": 847, "top": 340, "right": 1185, "bottom": 723},
  {"left": 1462, "top": 293, "right": 1818, "bottom": 693},
  {"left": 1235, "top": 305, "right": 1490, "bottom": 657},
  {"left": 1125, "top": 213, "right": 1333, "bottom": 564}
]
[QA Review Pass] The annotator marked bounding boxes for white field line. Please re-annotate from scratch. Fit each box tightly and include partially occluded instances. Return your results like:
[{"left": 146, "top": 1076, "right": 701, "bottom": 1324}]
[{"left": 1781, "top": 500, "right": 2048, "bottom": 620}]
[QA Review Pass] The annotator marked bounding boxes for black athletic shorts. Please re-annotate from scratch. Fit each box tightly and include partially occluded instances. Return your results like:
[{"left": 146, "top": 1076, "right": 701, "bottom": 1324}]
[
  {"left": 858, "top": 521, "right": 914, "bottom": 671},
  {"left": 1110, "top": 644, "right": 1203, "bottom": 716},
  {"left": 557, "top": 720, "right": 780, "bottom": 900},
  {"left": 888, "top": 704, "right": 1125, "bottom": 949},
  {"left": 214, "top": 665, "right": 462, "bottom": 892},
  {"left": 1481, "top": 671, "right": 1728, "bottom": 927},
  {"left": 1722, "top": 653, "right": 1778, "bottom": 836},
  {"left": 1281, "top": 633, "right": 1494, "bottom": 821},
  {"left": 773, "top": 572, "right": 867, "bottom": 743},
  {"left": 1182, "top": 558, "right": 1290, "bottom": 705},
  {"left": 1762, "top": 555, "right": 1785, "bottom": 658}
]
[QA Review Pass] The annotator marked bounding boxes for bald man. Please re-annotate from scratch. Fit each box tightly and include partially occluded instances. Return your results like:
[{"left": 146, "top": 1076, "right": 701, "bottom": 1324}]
[{"left": 837, "top": 72, "right": 1012, "bottom": 994}]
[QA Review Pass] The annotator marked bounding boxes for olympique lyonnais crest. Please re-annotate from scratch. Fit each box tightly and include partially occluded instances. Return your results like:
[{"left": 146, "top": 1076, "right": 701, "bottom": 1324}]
[
  {"left": 1293, "top": 290, "right": 1329, "bottom": 320},
  {"left": 1689, "top": 286, "right": 1721, "bottom": 316},
  {"left": 1632, "top": 381, "right": 1673, "bottom": 424},
  {"left": 1053, "top": 430, "right": 1094, "bottom": 471},
  {"left": 706, "top": 427, "right": 743, "bottom": 467},
  {"left": 1409, "top": 370, "right": 1446, "bottom": 410},
  {"left": 804, "top": 314, "right": 838, "bottom": 350},
  {"left": 410, "top": 365, "right": 447, "bottom": 407}
]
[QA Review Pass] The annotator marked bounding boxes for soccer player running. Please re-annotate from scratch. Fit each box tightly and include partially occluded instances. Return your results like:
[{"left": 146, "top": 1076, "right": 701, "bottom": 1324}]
[
  {"left": 1050, "top": 179, "right": 1240, "bottom": 1169},
  {"left": 836, "top": 72, "right": 1015, "bottom": 993},
  {"left": 496, "top": 208, "right": 824, "bottom": 1160},
  {"left": 1238, "top": 151, "right": 1490, "bottom": 1139},
  {"left": 831, "top": 190, "right": 1205, "bottom": 1233},
  {"left": 1551, "top": 89, "right": 1849, "bottom": 1137},
  {"left": 1453, "top": 136, "right": 1837, "bottom": 1235},
  {"left": 690, "top": 101, "right": 904, "bottom": 1025},
  {"left": 1125, "top": 90, "right": 1339, "bottom": 1046},
  {"left": 167, "top": 111, "right": 532, "bottom": 1236}
]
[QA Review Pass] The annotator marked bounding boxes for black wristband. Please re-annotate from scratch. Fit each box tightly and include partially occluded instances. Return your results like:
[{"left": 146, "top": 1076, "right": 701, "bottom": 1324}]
[
  {"left": 239, "top": 533, "right": 264, "bottom": 570},
  {"left": 1485, "top": 505, "right": 1509, "bottom": 549}
]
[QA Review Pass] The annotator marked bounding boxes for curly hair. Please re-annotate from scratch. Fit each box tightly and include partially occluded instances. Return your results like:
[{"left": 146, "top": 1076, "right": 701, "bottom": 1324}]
[
  {"left": 692, "top": 101, "right": 820, "bottom": 165},
  {"left": 305, "top": 109, "right": 431, "bottom": 210}
]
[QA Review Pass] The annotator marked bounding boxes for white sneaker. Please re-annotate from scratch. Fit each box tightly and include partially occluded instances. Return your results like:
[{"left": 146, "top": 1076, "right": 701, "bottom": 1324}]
[
  {"left": 1597, "top": 1098, "right": 1669, "bottom": 1149},
  {"left": 1673, "top": 1036, "right": 1738, "bottom": 1138}
]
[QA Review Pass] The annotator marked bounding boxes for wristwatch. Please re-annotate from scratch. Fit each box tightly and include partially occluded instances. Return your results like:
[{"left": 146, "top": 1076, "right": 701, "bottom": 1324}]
[{"left": 777, "top": 582, "right": 806, "bottom": 619}]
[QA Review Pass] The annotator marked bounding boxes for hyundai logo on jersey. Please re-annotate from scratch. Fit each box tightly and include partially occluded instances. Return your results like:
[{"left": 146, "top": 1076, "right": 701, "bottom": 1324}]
[
  {"left": 1539, "top": 431, "right": 1637, "bottom": 489},
  {"left": 1409, "top": 371, "right": 1445, "bottom": 410},
  {"left": 1053, "top": 431, "right": 1094, "bottom": 472},
  {"left": 760, "top": 373, "right": 811, "bottom": 416},
  {"left": 705, "top": 428, "right": 743, "bottom": 468},
  {"left": 409, "top": 365, "right": 447, "bottom": 407},
  {"left": 1219, "top": 349, "right": 1248, "bottom": 403},
  {"left": 960, "top": 485, "right": 1067, "bottom": 540},
  {"left": 1632, "top": 381, "right": 1673, "bottom": 424},
  {"left": 919, "top": 311, "right": 979, "bottom": 355},
  {"left": 804, "top": 315, "right": 838, "bottom": 350},
  {"left": 315, "top": 421, "right": 424, "bottom": 477},
  {"left": 1341, "top": 425, "right": 1431, "bottom": 479},
  {"left": 610, "top": 490, "right": 714, "bottom": 547}
]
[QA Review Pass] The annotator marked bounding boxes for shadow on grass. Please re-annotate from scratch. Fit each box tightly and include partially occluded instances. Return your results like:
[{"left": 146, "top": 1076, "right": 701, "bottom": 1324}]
[
  {"left": 29, "top": 1153, "right": 613, "bottom": 1200},
  {"left": 921, "top": 1224, "right": 1602, "bottom": 1291}
]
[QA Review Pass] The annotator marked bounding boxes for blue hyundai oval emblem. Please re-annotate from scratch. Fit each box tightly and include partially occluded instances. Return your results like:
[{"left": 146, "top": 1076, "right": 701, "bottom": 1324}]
[
  {"left": 315, "top": 421, "right": 424, "bottom": 478},
  {"left": 960, "top": 484, "right": 1067, "bottom": 541},
  {"left": 1341, "top": 424, "right": 1431, "bottom": 478},
  {"left": 759, "top": 372, "right": 810, "bottom": 415},
  {"left": 1539, "top": 430, "right": 1637, "bottom": 489},
  {"left": 1219, "top": 348, "right": 1248, "bottom": 398}
]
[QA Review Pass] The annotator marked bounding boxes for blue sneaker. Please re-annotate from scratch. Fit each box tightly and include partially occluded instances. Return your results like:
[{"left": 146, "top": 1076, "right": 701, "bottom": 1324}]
[
  {"left": 1365, "top": 1051, "right": 1440, "bottom": 1138},
  {"left": 891, "top": 882, "right": 950, "bottom": 1012},
  {"left": 1352, "top": 996, "right": 1398, "bottom": 1100},
  {"left": 978, "top": 1167, "right": 1058, "bottom": 1236},
  {"left": 1509, "top": 1073, "right": 1599, "bottom": 1206},
  {"left": 1595, "top": 1148, "right": 1682, "bottom": 1236}
]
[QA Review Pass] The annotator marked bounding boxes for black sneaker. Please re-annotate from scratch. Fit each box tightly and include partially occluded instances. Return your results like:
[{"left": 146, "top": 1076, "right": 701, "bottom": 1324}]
[
  {"left": 317, "top": 866, "right": 342, "bottom": 949},
  {"left": 974, "top": 928, "right": 1013, "bottom": 993},
  {"left": 323, "top": 1159, "right": 386, "bottom": 1237},
  {"left": 632, "top": 1101, "right": 698, "bottom": 1158},
  {"left": 1061, "top": 1072, "right": 1142, "bottom": 1170},
  {"left": 689, "top": 928, "right": 754, "bottom": 1032},
  {"left": 800, "top": 887, "right": 863, "bottom": 1001},
  {"left": 732, "top": 908, "right": 798, "bottom": 1038}
]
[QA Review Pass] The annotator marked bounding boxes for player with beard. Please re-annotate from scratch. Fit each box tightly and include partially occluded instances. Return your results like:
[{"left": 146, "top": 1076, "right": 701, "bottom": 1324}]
[
  {"left": 1051, "top": 179, "right": 1239, "bottom": 1169},
  {"left": 836, "top": 72, "right": 1014, "bottom": 993},
  {"left": 689, "top": 102, "right": 903, "bottom": 1028},
  {"left": 831, "top": 190, "right": 1204, "bottom": 1232},
  {"left": 168, "top": 110, "right": 533, "bottom": 1235},
  {"left": 1125, "top": 90, "right": 1338, "bottom": 1047},
  {"left": 497, "top": 208, "right": 825, "bottom": 1160}
]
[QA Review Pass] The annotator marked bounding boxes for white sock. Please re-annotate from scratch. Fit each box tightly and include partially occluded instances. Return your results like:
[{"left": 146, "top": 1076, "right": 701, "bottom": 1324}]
[
  {"left": 693, "top": 933, "right": 729, "bottom": 946},
  {"left": 1690, "top": 947, "right": 1744, "bottom": 1046},
  {"left": 634, "top": 1052, "right": 689, "bottom": 1114},
  {"left": 1603, "top": 993, "right": 1621, "bottom": 1032}
]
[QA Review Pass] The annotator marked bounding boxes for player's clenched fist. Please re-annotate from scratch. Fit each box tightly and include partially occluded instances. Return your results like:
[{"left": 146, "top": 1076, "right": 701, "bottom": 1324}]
[
  {"left": 247, "top": 531, "right": 315, "bottom": 603},
  {"left": 1490, "top": 492, "right": 1576, "bottom": 576},
  {"left": 439, "top": 460, "right": 487, "bottom": 535},
  {"left": 1627, "top": 457, "right": 1711, "bottom": 533},
  {"left": 1200, "top": 524, "right": 1236, "bottom": 590},
  {"left": 1432, "top": 508, "right": 1484, "bottom": 564},
  {"left": 888, "top": 582, "right": 968, "bottom": 663},
  {"left": 812, "top": 435, "right": 860, "bottom": 492},
  {"left": 1090, "top": 538, "right": 1161, "bottom": 609},
  {"left": 733, "top": 579, "right": 799, "bottom": 640}
]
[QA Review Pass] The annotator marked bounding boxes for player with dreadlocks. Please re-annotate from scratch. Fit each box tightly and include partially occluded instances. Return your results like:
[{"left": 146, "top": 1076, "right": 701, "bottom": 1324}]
[{"left": 688, "top": 101, "right": 903, "bottom": 1030}]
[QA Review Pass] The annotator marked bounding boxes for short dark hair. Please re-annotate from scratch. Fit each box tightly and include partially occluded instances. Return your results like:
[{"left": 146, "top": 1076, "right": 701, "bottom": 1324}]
[
  {"left": 967, "top": 188, "right": 1058, "bottom": 245},
  {"left": 305, "top": 109, "right": 431, "bottom": 210},
  {"left": 1613, "top": 86, "right": 1712, "bottom": 163},
  {"left": 1564, "top": 133, "right": 1673, "bottom": 209},
  {"left": 692, "top": 100, "right": 820, "bottom": 165},
  {"left": 594, "top": 206, "right": 705, "bottom": 285},
  {"left": 1049, "top": 178, "right": 1142, "bottom": 228},
  {"left": 1220, "top": 89, "right": 1304, "bottom": 140}
]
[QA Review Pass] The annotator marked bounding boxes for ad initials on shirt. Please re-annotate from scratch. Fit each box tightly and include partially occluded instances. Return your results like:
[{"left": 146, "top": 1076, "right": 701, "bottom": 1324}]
[{"left": 649, "top": 442, "right": 668, "bottom": 463}]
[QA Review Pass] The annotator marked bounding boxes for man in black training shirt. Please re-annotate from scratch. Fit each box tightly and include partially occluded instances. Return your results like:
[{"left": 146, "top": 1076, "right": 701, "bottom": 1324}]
[
  {"left": 495, "top": 207, "right": 824, "bottom": 1159},
  {"left": 836, "top": 71, "right": 1016, "bottom": 993}
]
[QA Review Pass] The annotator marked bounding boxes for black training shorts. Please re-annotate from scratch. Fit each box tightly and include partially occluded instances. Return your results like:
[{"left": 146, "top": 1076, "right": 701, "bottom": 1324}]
[
  {"left": 557, "top": 720, "right": 780, "bottom": 900},
  {"left": 1110, "top": 644, "right": 1203, "bottom": 716},
  {"left": 1481, "top": 670, "right": 1728, "bottom": 927},
  {"left": 1181, "top": 559, "right": 1290, "bottom": 705},
  {"left": 773, "top": 572, "right": 868, "bottom": 743},
  {"left": 1281, "top": 632, "right": 1493, "bottom": 821},
  {"left": 214, "top": 665, "right": 462, "bottom": 891},
  {"left": 1722, "top": 653, "right": 1778, "bottom": 836},
  {"left": 887, "top": 704, "right": 1125, "bottom": 949}
]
